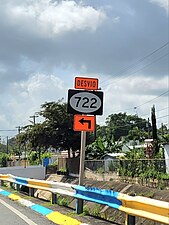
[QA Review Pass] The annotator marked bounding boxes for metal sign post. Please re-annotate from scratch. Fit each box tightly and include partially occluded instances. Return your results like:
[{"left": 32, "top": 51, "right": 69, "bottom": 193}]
[
  {"left": 67, "top": 76, "right": 103, "bottom": 214},
  {"left": 76, "top": 130, "right": 86, "bottom": 214}
]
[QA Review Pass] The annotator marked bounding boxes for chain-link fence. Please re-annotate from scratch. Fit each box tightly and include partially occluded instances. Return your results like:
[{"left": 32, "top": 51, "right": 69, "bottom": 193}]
[
  {"left": 85, "top": 159, "right": 169, "bottom": 189},
  {"left": 85, "top": 159, "right": 119, "bottom": 173}
]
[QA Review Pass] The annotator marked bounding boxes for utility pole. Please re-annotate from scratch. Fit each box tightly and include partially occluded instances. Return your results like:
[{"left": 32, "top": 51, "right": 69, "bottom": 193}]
[
  {"left": 6, "top": 136, "right": 9, "bottom": 154},
  {"left": 16, "top": 126, "right": 22, "bottom": 158},
  {"left": 146, "top": 117, "right": 150, "bottom": 138},
  {"left": 94, "top": 116, "right": 97, "bottom": 141},
  {"left": 161, "top": 123, "right": 164, "bottom": 135},
  {"left": 30, "top": 115, "right": 38, "bottom": 125},
  {"left": 16, "top": 126, "right": 21, "bottom": 134}
]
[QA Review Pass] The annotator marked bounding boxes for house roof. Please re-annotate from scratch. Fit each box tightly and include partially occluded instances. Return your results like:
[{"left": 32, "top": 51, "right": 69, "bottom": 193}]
[{"left": 104, "top": 153, "right": 125, "bottom": 157}]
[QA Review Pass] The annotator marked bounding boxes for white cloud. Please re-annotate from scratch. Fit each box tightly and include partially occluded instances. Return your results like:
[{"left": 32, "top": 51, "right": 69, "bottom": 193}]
[
  {"left": 0, "top": 0, "right": 168, "bottom": 135},
  {"left": 8, "top": 0, "right": 106, "bottom": 37},
  {"left": 0, "top": 63, "right": 6, "bottom": 73},
  {"left": 4, "top": 73, "right": 65, "bottom": 128},
  {"left": 150, "top": 0, "right": 169, "bottom": 13},
  {"left": 112, "top": 16, "right": 120, "bottom": 23},
  {"left": 97, "top": 75, "right": 168, "bottom": 126}
]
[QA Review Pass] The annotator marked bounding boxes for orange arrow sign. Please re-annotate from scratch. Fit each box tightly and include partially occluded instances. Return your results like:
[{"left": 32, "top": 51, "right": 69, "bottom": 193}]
[{"left": 74, "top": 115, "right": 95, "bottom": 132}]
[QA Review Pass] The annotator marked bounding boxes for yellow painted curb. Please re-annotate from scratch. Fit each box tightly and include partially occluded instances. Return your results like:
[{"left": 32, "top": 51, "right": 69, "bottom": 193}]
[
  {"left": 46, "top": 211, "right": 81, "bottom": 225},
  {"left": 9, "top": 194, "right": 21, "bottom": 201}
]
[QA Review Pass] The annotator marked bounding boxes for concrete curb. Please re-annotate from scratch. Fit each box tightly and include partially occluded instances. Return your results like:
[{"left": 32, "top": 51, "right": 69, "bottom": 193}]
[{"left": 0, "top": 188, "right": 88, "bottom": 225}]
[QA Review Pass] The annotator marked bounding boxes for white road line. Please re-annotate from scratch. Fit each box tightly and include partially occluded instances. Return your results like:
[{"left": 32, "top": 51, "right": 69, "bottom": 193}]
[{"left": 0, "top": 199, "right": 38, "bottom": 225}]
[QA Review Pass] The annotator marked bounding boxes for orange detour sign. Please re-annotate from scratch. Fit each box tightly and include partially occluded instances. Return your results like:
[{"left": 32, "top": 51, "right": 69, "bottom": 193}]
[
  {"left": 74, "top": 115, "right": 95, "bottom": 132},
  {"left": 75, "top": 77, "right": 98, "bottom": 90}
]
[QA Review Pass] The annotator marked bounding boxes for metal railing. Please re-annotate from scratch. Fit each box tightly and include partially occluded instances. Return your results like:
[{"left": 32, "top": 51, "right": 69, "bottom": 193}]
[
  {"left": 0, "top": 173, "right": 169, "bottom": 225},
  {"left": 85, "top": 159, "right": 169, "bottom": 189}
]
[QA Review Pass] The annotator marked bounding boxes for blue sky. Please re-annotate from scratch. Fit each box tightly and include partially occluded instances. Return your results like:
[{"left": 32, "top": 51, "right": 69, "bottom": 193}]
[{"left": 0, "top": 0, "right": 168, "bottom": 139}]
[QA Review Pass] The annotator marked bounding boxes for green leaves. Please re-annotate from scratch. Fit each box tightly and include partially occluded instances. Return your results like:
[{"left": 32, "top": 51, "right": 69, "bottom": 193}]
[
  {"left": 0, "top": 153, "right": 9, "bottom": 167},
  {"left": 16, "top": 100, "right": 90, "bottom": 158},
  {"left": 86, "top": 137, "right": 122, "bottom": 159}
]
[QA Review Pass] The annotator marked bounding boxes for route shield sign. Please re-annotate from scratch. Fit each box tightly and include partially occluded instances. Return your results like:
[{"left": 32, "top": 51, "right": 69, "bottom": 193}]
[
  {"left": 74, "top": 115, "right": 95, "bottom": 132},
  {"left": 67, "top": 89, "right": 103, "bottom": 115}
]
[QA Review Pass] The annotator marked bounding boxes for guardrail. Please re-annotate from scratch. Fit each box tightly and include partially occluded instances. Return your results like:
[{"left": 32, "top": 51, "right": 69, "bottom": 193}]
[
  {"left": 0, "top": 174, "right": 169, "bottom": 225},
  {"left": 0, "top": 174, "right": 75, "bottom": 204},
  {"left": 73, "top": 185, "right": 169, "bottom": 224}
]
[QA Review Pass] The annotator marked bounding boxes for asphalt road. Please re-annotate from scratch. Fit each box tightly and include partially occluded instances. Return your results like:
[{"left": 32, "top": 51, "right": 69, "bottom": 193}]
[
  {"left": 0, "top": 193, "right": 119, "bottom": 225},
  {"left": 0, "top": 196, "right": 55, "bottom": 225}
]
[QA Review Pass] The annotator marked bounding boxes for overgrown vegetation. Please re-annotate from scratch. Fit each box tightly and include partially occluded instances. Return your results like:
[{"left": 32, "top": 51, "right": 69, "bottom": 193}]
[
  {"left": 0, "top": 153, "right": 9, "bottom": 167},
  {"left": 57, "top": 195, "right": 70, "bottom": 206},
  {"left": 2, "top": 101, "right": 168, "bottom": 188}
]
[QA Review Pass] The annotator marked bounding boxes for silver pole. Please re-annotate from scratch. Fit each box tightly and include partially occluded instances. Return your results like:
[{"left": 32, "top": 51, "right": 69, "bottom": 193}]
[
  {"left": 76, "top": 131, "right": 86, "bottom": 214},
  {"left": 79, "top": 131, "right": 86, "bottom": 185}
]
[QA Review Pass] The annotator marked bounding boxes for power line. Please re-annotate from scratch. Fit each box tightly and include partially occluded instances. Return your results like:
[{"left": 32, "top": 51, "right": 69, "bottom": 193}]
[
  {"left": 135, "top": 90, "right": 169, "bottom": 109},
  {"left": 0, "top": 130, "right": 17, "bottom": 131},
  {"left": 106, "top": 94, "right": 169, "bottom": 115},
  {"left": 132, "top": 107, "right": 169, "bottom": 119},
  {"left": 157, "top": 114, "right": 169, "bottom": 120},
  {"left": 101, "top": 41, "right": 169, "bottom": 86},
  {"left": 157, "top": 106, "right": 169, "bottom": 112},
  {"left": 104, "top": 113, "right": 169, "bottom": 131},
  {"left": 102, "top": 52, "right": 169, "bottom": 87},
  {"left": 144, "top": 107, "right": 169, "bottom": 115}
]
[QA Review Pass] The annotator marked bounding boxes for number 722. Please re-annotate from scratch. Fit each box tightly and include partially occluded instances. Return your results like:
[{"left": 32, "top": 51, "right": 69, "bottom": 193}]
[{"left": 75, "top": 97, "right": 97, "bottom": 108}]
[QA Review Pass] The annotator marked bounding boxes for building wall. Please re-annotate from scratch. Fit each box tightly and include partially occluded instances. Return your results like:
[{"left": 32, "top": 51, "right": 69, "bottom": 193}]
[{"left": 164, "top": 144, "right": 169, "bottom": 174}]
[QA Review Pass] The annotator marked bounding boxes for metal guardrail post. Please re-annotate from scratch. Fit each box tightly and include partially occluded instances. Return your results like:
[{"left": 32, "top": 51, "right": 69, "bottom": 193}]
[
  {"left": 52, "top": 193, "right": 57, "bottom": 204},
  {"left": 29, "top": 188, "right": 35, "bottom": 197},
  {"left": 16, "top": 184, "right": 20, "bottom": 191},
  {"left": 125, "top": 214, "right": 136, "bottom": 225},
  {"left": 1, "top": 173, "right": 168, "bottom": 224},
  {"left": 0, "top": 180, "right": 4, "bottom": 186},
  {"left": 10, "top": 182, "right": 13, "bottom": 189},
  {"left": 76, "top": 199, "right": 83, "bottom": 214}
]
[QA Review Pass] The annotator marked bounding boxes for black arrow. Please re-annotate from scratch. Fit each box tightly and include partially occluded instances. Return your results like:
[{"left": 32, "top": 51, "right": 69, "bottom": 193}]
[{"left": 79, "top": 118, "right": 91, "bottom": 129}]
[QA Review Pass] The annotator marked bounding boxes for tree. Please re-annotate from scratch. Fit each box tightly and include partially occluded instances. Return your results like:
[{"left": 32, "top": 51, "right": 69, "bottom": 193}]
[
  {"left": 0, "top": 153, "right": 9, "bottom": 167},
  {"left": 85, "top": 113, "right": 150, "bottom": 159},
  {"left": 7, "top": 137, "right": 20, "bottom": 156},
  {"left": 158, "top": 124, "right": 169, "bottom": 144},
  {"left": 0, "top": 143, "right": 7, "bottom": 153},
  {"left": 16, "top": 100, "right": 94, "bottom": 159},
  {"left": 86, "top": 136, "right": 122, "bottom": 159},
  {"left": 104, "top": 113, "right": 148, "bottom": 141},
  {"left": 151, "top": 105, "right": 159, "bottom": 154},
  {"left": 127, "top": 127, "right": 148, "bottom": 142},
  {"left": 39, "top": 100, "right": 82, "bottom": 157}
]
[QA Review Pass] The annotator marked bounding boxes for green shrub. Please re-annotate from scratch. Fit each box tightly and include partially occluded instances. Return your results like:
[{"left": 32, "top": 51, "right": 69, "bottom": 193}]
[
  {"left": 0, "top": 153, "right": 9, "bottom": 167},
  {"left": 57, "top": 196, "right": 69, "bottom": 206},
  {"left": 29, "top": 151, "right": 38, "bottom": 165}
]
